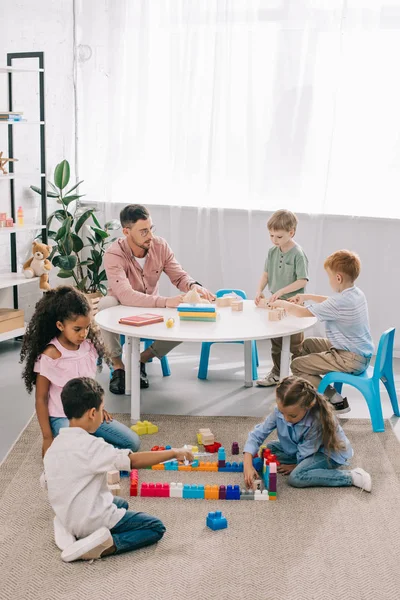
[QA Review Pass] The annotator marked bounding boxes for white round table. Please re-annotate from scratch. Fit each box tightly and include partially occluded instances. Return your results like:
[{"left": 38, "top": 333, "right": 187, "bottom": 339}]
[{"left": 95, "top": 301, "right": 317, "bottom": 421}]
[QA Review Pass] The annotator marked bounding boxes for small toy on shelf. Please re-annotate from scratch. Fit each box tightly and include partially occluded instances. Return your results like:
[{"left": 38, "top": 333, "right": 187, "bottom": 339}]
[
  {"left": 231, "top": 442, "right": 239, "bottom": 455},
  {"left": 22, "top": 242, "right": 52, "bottom": 291},
  {"left": 0, "top": 151, "right": 18, "bottom": 175},
  {"left": 206, "top": 511, "right": 228, "bottom": 531}
]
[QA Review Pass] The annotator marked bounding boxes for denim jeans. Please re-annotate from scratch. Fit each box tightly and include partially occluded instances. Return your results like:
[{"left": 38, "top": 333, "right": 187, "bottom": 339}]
[
  {"left": 267, "top": 441, "right": 352, "bottom": 488},
  {"left": 49, "top": 417, "right": 140, "bottom": 452},
  {"left": 111, "top": 497, "right": 166, "bottom": 554}
]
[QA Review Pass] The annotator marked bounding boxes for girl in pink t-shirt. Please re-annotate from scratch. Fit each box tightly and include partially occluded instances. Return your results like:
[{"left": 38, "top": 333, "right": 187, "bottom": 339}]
[{"left": 21, "top": 286, "right": 140, "bottom": 457}]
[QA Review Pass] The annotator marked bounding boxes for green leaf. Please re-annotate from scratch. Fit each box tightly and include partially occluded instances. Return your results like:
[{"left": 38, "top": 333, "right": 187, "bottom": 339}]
[
  {"left": 47, "top": 230, "right": 57, "bottom": 240},
  {"left": 30, "top": 185, "right": 59, "bottom": 198},
  {"left": 91, "top": 227, "right": 108, "bottom": 240},
  {"left": 55, "top": 224, "right": 66, "bottom": 241},
  {"left": 57, "top": 269, "right": 74, "bottom": 278},
  {"left": 63, "top": 194, "right": 85, "bottom": 206},
  {"left": 52, "top": 255, "right": 62, "bottom": 268},
  {"left": 105, "top": 219, "right": 121, "bottom": 231},
  {"left": 98, "top": 270, "right": 107, "bottom": 282},
  {"left": 71, "top": 233, "right": 84, "bottom": 253},
  {"left": 99, "top": 284, "right": 108, "bottom": 295},
  {"left": 75, "top": 209, "right": 94, "bottom": 234},
  {"left": 48, "top": 181, "right": 59, "bottom": 194},
  {"left": 54, "top": 160, "right": 70, "bottom": 190},
  {"left": 87, "top": 263, "right": 95, "bottom": 272},
  {"left": 65, "top": 180, "right": 84, "bottom": 196},
  {"left": 76, "top": 276, "right": 88, "bottom": 291},
  {"left": 91, "top": 213, "right": 101, "bottom": 228},
  {"left": 79, "top": 260, "right": 93, "bottom": 266},
  {"left": 63, "top": 234, "right": 73, "bottom": 255},
  {"left": 86, "top": 236, "right": 97, "bottom": 247},
  {"left": 58, "top": 255, "right": 77, "bottom": 270}
]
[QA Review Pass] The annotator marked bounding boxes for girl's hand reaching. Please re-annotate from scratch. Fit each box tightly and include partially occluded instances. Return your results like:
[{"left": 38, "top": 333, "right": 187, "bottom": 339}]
[{"left": 244, "top": 465, "right": 259, "bottom": 489}]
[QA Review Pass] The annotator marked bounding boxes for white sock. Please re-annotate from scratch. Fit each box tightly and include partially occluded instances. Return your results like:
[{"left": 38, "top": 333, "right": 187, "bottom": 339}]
[{"left": 350, "top": 468, "right": 372, "bottom": 492}]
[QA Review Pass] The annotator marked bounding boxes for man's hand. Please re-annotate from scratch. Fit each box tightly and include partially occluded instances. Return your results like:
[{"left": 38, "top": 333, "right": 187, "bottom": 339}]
[
  {"left": 42, "top": 436, "right": 53, "bottom": 458},
  {"left": 192, "top": 284, "right": 216, "bottom": 302},
  {"left": 288, "top": 294, "right": 305, "bottom": 305},
  {"left": 166, "top": 294, "right": 185, "bottom": 308},
  {"left": 254, "top": 292, "right": 265, "bottom": 306},
  {"left": 278, "top": 464, "right": 296, "bottom": 475},
  {"left": 174, "top": 447, "right": 194, "bottom": 463},
  {"left": 103, "top": 409, "right": 113, "bottom": 423}
]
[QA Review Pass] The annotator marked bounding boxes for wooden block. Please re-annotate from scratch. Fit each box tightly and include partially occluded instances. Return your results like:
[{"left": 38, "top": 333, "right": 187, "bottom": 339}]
[
  {"left": 257, "top": 298, "right": 270, "bottom": 309},
  {"left": 0, "top": 308, "right": 24, "bottom": 334},
  {"left": 215, "top": 297, "right": 231, "bottom": 307},
  {"left": 268, "top": 308, "right": 286, "bottom": 321},
  {"left": 231, "top": 300, "right": 243, "bottom": 312},
  {"left": 108, "top": 483, "right": 121, "bottom": 496},
  {"left": 107, "top": 470, "right": 120, "bottom": 485}
]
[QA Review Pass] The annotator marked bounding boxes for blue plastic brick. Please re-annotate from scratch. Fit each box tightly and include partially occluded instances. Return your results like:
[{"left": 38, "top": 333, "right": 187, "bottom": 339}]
[
  {"left": 165, "top": 445, "right": 172, "bottom": 450},
  {"left": 217, "top": 447, "right": 226, "bottom": 461},
  {"left": 120, "top": 471, "right": 130, "bottom": 478},
  {"left": 206, "top": 511, "right": 228, "bottom": 531},
  {"left": 164, "top": 461, "right": 179, "bottom": 471},
  {"left": 183, "top": 484, "right": 204, "bottom": 499},
  {"left": 226, "top": 484, "right": 240, "bottom": 500},
  {"left": 191, "top": 459, "right": 199, "bottom": 468},
  {"left": 219, "top": 461, "right": 244, "bottom": 473}
]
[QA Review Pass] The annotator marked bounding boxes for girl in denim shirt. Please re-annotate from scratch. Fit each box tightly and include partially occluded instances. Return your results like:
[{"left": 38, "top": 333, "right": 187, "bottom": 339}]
[{"left": 244, "top": 376, "right": 371, "bottom": 491}]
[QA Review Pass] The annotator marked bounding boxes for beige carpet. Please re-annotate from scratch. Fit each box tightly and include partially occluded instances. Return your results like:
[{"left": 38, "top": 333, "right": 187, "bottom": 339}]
[{"left": 1, "top": 415, "right": 400, "bottom": 600}]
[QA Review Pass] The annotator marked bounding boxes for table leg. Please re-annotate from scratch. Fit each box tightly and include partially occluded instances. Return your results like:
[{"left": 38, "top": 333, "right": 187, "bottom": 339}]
[
  {"left": 280, "top": 335, "right": 291, "bottom": 379},
  {"left": 124, "top": 337, "right": 132, "bottom": 395},
  {"left": 130, "top": 337, "right": 141, "bottom": 423},
  {"left": 244, "top": 340, "right": 253, "bottom": 388}
]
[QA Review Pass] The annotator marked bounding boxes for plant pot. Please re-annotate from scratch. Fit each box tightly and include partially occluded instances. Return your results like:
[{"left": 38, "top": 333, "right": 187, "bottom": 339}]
[{"left": 81, "top": 291, "right": 103, "bottom": 316}]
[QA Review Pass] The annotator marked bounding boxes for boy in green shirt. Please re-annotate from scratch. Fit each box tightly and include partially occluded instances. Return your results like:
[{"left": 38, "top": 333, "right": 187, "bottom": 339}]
[{"left": 255, "top": 210, "right": 309, "bottom": 386}]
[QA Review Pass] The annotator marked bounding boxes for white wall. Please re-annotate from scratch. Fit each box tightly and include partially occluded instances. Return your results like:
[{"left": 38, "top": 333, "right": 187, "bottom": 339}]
[{"left": 0, "top": 0, "right": 75, "bottom": 320}]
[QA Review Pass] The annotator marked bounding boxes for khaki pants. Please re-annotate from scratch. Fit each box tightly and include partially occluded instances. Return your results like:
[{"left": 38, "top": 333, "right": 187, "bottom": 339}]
[
  {"left": 98, "top": 295, "right": 181, "bottom": 360},
  {"left": 271, "top": 332, "right": 304, "bottom": 377},
  {"left": 291, "top": 337, "right": 369, "bottom": 399}
]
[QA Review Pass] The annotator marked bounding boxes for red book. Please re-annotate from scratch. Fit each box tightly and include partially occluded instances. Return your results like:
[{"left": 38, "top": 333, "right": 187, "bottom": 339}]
[{"left": 118, "top": 314, "right": 164, "bottom": 327}]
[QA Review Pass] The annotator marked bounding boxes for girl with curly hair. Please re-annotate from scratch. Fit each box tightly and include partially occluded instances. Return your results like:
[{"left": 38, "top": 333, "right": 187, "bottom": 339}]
[
  {"left": 243, "top": 376, "right": 371, "bottom": 492},
  {"left": 20, "top": 286, "right": 140, "bottom": 457}
]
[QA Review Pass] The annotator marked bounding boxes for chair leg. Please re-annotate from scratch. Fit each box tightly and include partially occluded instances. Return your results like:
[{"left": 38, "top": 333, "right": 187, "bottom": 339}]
[
  {"left": 251, "top": 342, "right": 258, "bottom": 380},
  {"left": 143, "top": 339, "right": 154, "bottom": 362},
  {"left": 253, "top": 341, "right": 259, "bottom": 367},
  {"left": 364, "top": 381, "right": 385, "bottom": 433},
  {"left": 198, "top": 343, "right": 212, "bottom": 380},
  {"left": 382, "top": 372, "right": 400, "bottom": 417},
  {"left": 161, "top": 355, "right": 171, "bottom": 377}
]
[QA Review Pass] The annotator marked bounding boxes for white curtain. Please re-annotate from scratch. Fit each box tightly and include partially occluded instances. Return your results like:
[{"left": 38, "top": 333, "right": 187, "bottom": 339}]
[{"left": 75, "top": 0, "right": 400, "bottom": 219}]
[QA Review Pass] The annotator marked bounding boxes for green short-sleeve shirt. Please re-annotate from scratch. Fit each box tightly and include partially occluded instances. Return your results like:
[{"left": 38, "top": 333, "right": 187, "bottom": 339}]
[{"left": 264, "top": 243, "right": 309, "bottom": 299}]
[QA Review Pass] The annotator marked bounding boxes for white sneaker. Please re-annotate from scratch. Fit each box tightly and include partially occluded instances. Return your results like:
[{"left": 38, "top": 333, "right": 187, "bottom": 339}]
[
  {"left": 54, "top": 516, "right": 76, "bottom": 551},
  {"left": 61, "top": 527, "right": 113, "bottom": 563},
  {"left": 351, "top": 468, "right": 372, "bottom": 492},
  {"left": 257, "top": 372, "right": 280, "bottom": 387}
]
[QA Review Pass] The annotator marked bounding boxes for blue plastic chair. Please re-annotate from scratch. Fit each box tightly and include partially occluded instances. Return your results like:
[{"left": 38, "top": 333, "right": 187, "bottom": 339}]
[
  {"left": 118, "top": 335, "right": 171, "bottom": 377},
  {"left": 317, "top": 328, "right": 399, "bottom": 432},
  {"left": 198, "top": 289, "right": 259, "bottom": 380}
]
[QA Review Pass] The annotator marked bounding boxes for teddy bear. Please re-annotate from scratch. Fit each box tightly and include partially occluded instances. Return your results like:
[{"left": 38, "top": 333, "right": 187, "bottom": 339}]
[{"left": 23, "top": 241, "right": 52, "bottom": 291}]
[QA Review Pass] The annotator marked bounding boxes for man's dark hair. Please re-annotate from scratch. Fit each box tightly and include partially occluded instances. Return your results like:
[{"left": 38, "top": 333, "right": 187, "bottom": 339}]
[
  {"left": 61, "top": 377, "right": 104, "bottom": 419},
  {"left": 120, "top": 204, "right": 150, "bottom": 228}
]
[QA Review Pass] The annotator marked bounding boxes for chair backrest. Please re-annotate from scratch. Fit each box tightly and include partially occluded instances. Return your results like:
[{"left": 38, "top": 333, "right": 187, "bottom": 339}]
[
  {"left": 216, "top": 288, "right": 247, "bottom": 300},
  {"left": 373, "top": 328, "right": 395, "bottom": 378}
]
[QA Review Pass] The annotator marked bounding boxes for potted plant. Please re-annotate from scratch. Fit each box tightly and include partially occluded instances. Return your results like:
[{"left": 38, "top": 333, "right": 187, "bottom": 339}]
[{"left": 31, "top": 160, "right": 120, "bottom": 309}]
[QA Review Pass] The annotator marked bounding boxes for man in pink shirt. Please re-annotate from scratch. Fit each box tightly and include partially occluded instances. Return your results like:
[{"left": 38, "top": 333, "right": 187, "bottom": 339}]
[{"left": 98, "top": 204, "right": 215, "bottom": 393}]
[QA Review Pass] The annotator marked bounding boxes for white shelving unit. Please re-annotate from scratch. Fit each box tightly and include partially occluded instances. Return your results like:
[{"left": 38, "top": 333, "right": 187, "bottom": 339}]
[{"left": 0, "top": 51, "right": 47, "bottom": 342}]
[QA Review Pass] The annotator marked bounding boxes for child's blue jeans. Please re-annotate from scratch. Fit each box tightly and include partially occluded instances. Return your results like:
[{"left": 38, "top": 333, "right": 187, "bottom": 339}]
[
  {"left": 49, "top": 417, "right": 140, "bottom": 452},
  {"left": 111, "top": 497, "right": 166, "bottom": 554},
  {"left": 267, "top": 441, "right": 352, "bottom": 488}
]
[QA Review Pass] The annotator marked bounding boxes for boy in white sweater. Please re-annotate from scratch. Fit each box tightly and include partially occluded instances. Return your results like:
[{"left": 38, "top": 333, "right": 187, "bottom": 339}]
[{"left": 44, "top": 377, "right": 193, "bottom": 562}]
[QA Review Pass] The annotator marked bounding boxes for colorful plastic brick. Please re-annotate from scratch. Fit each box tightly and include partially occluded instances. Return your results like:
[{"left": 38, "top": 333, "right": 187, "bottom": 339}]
[
  {"left": 204, "top": 442, "right": 222, "bottom": 453},
  {"left": 206, "top": 511, "right": 228, "bottom": 531},
  {"left": 165, "top": 445, "right": 172, "bottom": 450},
  {"left": 226, "top": 484, "right": 240, "bottom": 500},
  {"left": 170, "top": 482, "right": 183, "bottom": 498},
  {"left": 219, "top": 485, "right": 226, "bottom": 500},
  {"left": 205, "top": 485, "right": 219, "bottom": 500},
  {"left": 130, "top": 420, "right": 158, "bottom": 435},
  {"left": 178, "top": 464, "right": 192, "bottom": 471},
  {"left": 192, "top": 446, "right": 199, "bottom": 454},
  {"left": 218, "top": 460, "right": 226, "bottom": 468},
  {"left": 240, "top": 489, "right": 255, "bottom": 500},
  {"left": 269, "top": 495, "right": 277, "bottom": 501},
  {"left": 164, "top": 461, "right": 179, "bottom": 471},
  {"left": 130, "top": 483, "right": 138, "bottom": 497},
  {"left": 152, "top": 464, "right": 165, "bottom": 471},
  {"left": 183, "top": 484, "right": 205, "bottom": 499},
  {"left": 269, "top": 462, "right": 277, "bottom": 473},
  {"left": 252, "top": 457, "right": 263, "bottom": 472},
  {"left": 217, "top": 447, "right": 226, "bottom": 460},
  {"left": 255, "top": 490, "right": 269, "bottom": 501},
  {"left": 231, "top": 442, "right": 239, "bottom": 455},
  {"left": 219, "top": 461, "right": 243, "bottom": 473},
  {"left": 269, "top": 474, "right": 277, "bottom": 493}
]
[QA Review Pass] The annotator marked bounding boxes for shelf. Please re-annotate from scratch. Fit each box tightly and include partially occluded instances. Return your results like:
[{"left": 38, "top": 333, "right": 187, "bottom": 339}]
[
  {"left": 0, "top": 274, "right": 40, "bottom": 290},
  {"left": 0, "top": 66, "right": 44, "bottom": 73},
  {"left": 0, "top": 173, "right": 45, "bottom": 180},
  {"left": 0, "top": 324, "right": 26, "bottom": 343},
  {"left": 0, "top": 224, "right": 46, "bottom": 235},
  {"left": 0, "top": 121, "right": 45, "bottom": 124}
]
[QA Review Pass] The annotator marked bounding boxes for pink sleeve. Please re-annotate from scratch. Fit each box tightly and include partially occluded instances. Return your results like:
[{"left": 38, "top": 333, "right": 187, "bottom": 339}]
[
  {"left": 161, "top": 241, "right": 194, "bottom": 292},
  {"left": 104, "top": 250, "right": 168, "bottom": 308},
  {"left": 34, "top": 354, "right": 69, "bottom": 387}
]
